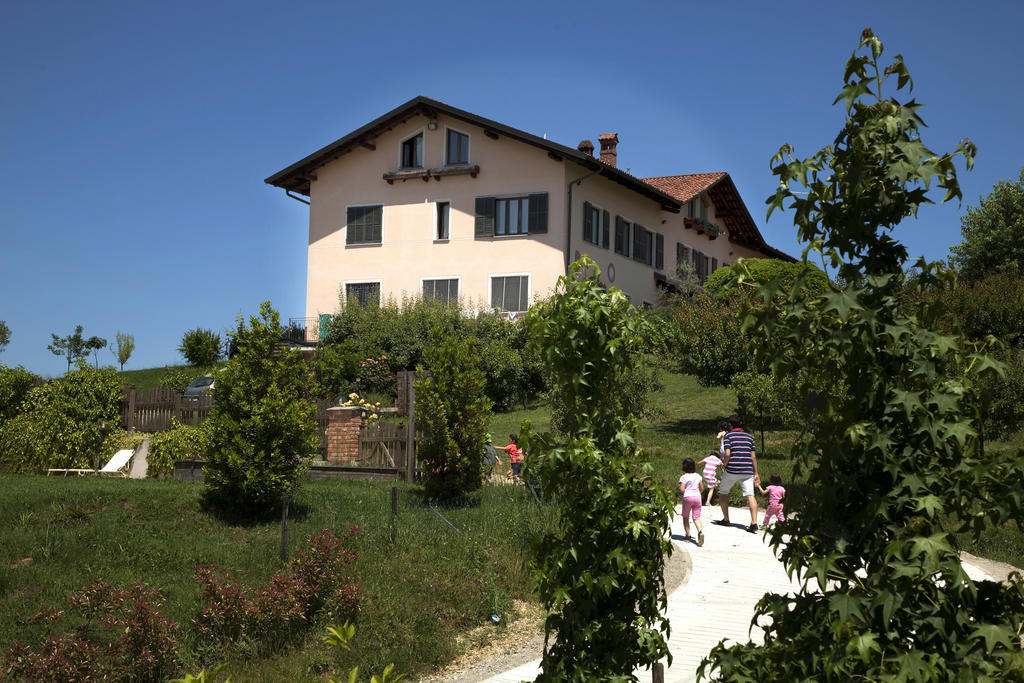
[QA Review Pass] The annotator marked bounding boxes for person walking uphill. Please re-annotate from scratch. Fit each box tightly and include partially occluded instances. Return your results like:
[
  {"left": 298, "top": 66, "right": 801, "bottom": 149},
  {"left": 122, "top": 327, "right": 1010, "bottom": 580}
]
[{"left": 715, "top": 414, "right": 761, "bottom": 533}]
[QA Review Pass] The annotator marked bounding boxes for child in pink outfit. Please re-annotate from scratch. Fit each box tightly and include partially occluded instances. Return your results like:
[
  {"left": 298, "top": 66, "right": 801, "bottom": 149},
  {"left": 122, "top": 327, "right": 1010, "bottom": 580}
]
[
  {"left": 757, "top": 473, "right": 786, "bottom": 525},
  {"left": 678, "top": 458, "right": 706, "bottom": 546}
]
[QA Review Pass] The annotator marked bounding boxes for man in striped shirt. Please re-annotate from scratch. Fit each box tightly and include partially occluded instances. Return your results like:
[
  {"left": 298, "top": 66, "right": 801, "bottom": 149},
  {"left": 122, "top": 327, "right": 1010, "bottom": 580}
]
[{"left": 715, "top": 414, "right": 761, "bottom": 533}]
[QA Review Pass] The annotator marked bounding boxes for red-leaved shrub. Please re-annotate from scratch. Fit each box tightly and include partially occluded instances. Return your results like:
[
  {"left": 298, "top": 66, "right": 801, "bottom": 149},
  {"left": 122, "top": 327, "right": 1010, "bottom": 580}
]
[
  {"left": 192, "top": 526, "right": 360, "bottom": 654},
  {"left": 4, "top": 580, "right": 178, "bottom": 682}
]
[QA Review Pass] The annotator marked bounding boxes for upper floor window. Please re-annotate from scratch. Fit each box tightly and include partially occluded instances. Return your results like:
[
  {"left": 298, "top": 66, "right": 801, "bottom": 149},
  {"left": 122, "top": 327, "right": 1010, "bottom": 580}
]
[
  {"left": 447, "top": 129, "right": 469, "bottom": 165},
  {"left": 699, "top": 198, "right": 708, "bottom": 222},
  {"left": 491, "top": 275, "right": 529, "bottom": 313},
  {"left": 423, "top": 278, "right": 459, "bottom": 304},
  {"left": 495, "top": 196, "right": 529, "bottom": 235},
  {"left": 345, "top": 282, "right": 380, "bottom": 307},
  {"left": 632, "top": 224, "right": 653, "bottom": 265},
  {"left": 436, "top": 201, "right": 450, "bottom": 240},
  {"left": 583, "top": 202, "right": 609, "bottom": 248},
  {"left": 401, "top": 133, "right": 423, "bottom": 168},
  {"left": 475, "top": 193, "right": 548, "bottom": 237},
  {"left": 346, "top": 205, "right": 383, "bottom": 245},
  {"left": 615, "top": 216, "right": 631, "bottom": 256}
]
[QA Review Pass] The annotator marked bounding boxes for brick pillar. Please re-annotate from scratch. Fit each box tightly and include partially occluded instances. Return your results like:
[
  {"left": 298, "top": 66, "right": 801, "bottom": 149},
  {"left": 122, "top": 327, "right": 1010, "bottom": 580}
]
[{"left": 326, "top": 406, "right": 363, "bottom": 464}]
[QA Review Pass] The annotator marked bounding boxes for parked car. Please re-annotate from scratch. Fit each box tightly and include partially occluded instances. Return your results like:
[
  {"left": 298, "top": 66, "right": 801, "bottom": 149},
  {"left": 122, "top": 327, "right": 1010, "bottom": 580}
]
[{"left": 183, "top": 375, "right": 215, "bottom": 399}]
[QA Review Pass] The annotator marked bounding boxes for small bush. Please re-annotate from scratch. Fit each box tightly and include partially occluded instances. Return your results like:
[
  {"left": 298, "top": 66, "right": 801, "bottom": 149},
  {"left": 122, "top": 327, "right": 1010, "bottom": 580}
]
[
  {"left": 355, "top": 354, "right": 394, "bottom": 397},
  {"left": 192, "top": 527, "right": 360, "bottom": 656},
  {"left": 148, "top": 419, "right": 211, "bottom": 477},
  {"left": 704, "top": 258, "right": 829, "bottom": 300},
  {"left": 203, "top": 302, "right": 319, "bottom": 512},
  {"left": 178, "top": 329, "right": 223, "bottom": 367},
  {"left": 4, "top": 579, "right": 178, "bottom": 682},
  {"left": 981, "top": 347, "right": 1024, "bottom": 441},
  {"left": 661, "top": 294, "right": 750, "bottom": 387},
  {"left": 415, "top": 331, "right": 493, "bottom": 500},
  {"left": 159, "top": 366, "right": 203, "bottom": 393}
]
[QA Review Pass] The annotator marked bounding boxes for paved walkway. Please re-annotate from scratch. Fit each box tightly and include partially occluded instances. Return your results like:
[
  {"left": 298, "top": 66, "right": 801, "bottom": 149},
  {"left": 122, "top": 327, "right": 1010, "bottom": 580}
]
[{"left": 483, "top": 505, "right": 996, "bottom": 683}]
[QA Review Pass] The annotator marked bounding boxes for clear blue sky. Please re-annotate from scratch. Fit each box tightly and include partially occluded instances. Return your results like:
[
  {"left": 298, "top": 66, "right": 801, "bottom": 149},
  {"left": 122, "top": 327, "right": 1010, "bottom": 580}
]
[{"left": 3, "top": 0, "right": 1022, "bottom": 376}]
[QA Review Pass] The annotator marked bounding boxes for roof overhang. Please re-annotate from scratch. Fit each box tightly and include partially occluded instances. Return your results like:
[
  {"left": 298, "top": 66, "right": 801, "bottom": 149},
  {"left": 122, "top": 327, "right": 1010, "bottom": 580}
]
[{"left": 264, "top": 96, "right": 682, "bottom": 211}]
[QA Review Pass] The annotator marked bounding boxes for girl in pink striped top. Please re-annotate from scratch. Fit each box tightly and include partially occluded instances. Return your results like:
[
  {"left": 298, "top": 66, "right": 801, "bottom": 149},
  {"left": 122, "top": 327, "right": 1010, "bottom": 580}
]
[{"left": 697, "top": 450, "right": 723, "bottom": 507}]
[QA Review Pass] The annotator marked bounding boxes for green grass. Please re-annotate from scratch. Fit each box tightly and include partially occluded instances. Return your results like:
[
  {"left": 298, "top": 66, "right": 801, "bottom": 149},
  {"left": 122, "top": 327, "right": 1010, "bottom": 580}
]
[
  {"left": 0, "top": 476, "right": 552, "bottom": 680},
  {"left": 117, "top": 364, "right": 198, "bottom": 390}
]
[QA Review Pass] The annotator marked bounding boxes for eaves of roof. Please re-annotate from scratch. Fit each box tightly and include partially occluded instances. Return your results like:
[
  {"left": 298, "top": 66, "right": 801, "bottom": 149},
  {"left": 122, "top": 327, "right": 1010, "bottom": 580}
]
[{"left": 264, "top": 96, "right": 683, "bottom": 212}]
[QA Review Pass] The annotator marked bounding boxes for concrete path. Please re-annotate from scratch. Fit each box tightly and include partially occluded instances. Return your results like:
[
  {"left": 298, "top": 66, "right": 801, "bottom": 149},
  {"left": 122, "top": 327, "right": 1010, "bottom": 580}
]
[
  {"left": 128, "top": 437, "right": 150, "bottom": 479},
  {"left": 483, "top": 505, "right": 997, "bottom": 683}
]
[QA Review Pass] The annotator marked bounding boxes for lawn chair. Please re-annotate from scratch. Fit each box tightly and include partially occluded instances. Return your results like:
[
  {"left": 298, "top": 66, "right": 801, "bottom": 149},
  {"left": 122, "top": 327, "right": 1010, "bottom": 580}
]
[{"left": 47, "top": 449, "right": 135, "bottom": 478}]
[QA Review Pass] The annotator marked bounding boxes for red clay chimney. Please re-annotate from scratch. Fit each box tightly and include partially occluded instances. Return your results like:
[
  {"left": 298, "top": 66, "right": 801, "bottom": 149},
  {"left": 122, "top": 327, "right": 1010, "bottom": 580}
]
[
  {"left": 577, "top": 139, "right": 595, "bottom": 156},
  {"left": 598, "top": 133, "right": 618, "bottom": 167}
]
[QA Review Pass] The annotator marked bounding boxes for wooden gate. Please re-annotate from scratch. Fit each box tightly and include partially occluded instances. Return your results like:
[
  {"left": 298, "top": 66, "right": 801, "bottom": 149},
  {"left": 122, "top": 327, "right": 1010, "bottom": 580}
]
[{"left": 358, "top": 416, "right": 410, "bottom": 469}]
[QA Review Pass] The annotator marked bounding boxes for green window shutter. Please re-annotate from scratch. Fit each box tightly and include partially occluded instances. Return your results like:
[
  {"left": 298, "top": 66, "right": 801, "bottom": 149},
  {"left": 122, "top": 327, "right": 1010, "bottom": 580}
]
[
  {"left": 711, "top": 257, "right": 718, "bottom": 272},
  {"left": 655, "top": 233, "right": 664, "bottom": 270},
  {"left": 475, "top": 196, "right": 495, "bottom": 238},
  {"left": 615, "top": 215, "right": 626, "bottom": 254},
  {"left": 601, "top": 210, "right": 610, "bottom": 249},
  {"left": 582, "top": 200, "right": 592, "bottom": 241},
  {"left": 528, "top": 193, "right": 548, "bottom": 234}
]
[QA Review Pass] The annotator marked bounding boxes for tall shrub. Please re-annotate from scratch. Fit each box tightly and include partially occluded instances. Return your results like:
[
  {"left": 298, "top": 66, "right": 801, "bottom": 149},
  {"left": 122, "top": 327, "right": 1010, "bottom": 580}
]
[
  {"left": 0, "top": 363, "right": 122, "bottom": 472},
  {"left": 702, "top": 30, "right": 1024, "bottom": 680},
  {"left": 203, "top": 302, "right": 318, "bottom": 511},
  {"left": 0, "top": 364, "right": 38, "bottom": 423},
  {"left": 662, "top": 293, "right": 749, "bottom": 387},
  {"left": 414, "top": 330, "right": 492, "bottom": 500},
  {"left": 523, "top": 257, "right": 673, "bottom": 680}
]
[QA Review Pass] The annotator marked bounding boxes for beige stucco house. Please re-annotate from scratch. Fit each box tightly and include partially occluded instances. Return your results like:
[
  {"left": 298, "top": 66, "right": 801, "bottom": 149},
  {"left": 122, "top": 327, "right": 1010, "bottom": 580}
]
[{"left": 265, "top": 96, "right": 791, "bottom": 326}]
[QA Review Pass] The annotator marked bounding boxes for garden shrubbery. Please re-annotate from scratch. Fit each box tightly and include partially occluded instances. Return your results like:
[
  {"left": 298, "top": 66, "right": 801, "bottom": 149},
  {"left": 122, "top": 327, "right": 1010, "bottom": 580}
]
[
  {"left": 703, "top": 257, "right": 829, "bottom": 300},
  {"left": 415, "top": 331, "right": 493, "bottom": 500},
  {"left": 204, "top": 302, "right": 318, "bottom": 512},
  {"left": 147, "top": 419, "right": 211, "bottom": 477},
  {"left": 318, "top": 296, "right": 543, "bottom": 410},
  {"left": 0, "top": 363, "right": 123, "bottom": 473},
  {"left": 193, "top": 527, "right": 360, "bottom": 657},
  {"left": 5, "top": 579, "right": 179, "bottom": 682}
]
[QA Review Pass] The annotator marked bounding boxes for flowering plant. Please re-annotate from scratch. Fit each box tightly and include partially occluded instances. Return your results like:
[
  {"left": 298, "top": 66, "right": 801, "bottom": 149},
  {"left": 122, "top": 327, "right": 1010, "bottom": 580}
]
[
  {"left": 341, "top": 392, "right": 382, "bottom": 422},
  {"left": 354, "top": 354, "right": 394, "bottom": 396}
]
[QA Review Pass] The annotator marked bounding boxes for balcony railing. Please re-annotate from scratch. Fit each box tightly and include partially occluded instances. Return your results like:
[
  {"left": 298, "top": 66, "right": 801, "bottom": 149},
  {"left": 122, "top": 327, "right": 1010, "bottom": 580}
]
[{"left": 286, "top": 316, "right": 331, "bottom": 344}]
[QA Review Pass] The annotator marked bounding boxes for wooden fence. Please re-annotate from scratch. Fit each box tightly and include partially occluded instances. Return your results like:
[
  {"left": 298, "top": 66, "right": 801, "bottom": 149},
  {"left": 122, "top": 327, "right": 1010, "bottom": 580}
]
[
  {"left": 121, "top": 387, "right": 335, "bottom": 458},
  {"left": 358, "top": 415, "right": 412, "bottom": 469}
]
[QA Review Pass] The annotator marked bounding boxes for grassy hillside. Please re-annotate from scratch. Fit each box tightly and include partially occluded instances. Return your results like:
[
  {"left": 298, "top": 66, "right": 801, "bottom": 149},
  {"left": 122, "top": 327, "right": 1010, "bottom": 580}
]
[{"left": 0, "top": 477, "right": 548, "bottom": 679}]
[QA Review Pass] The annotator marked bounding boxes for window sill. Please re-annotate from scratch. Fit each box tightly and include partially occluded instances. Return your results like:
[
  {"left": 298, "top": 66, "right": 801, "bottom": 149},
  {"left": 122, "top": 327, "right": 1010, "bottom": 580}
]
[
  {"left": 345, "top": 242, "right": 383, "bottom": 248},
  {"left": 433, "top": 238, "right": 450, "bottom": 244}
]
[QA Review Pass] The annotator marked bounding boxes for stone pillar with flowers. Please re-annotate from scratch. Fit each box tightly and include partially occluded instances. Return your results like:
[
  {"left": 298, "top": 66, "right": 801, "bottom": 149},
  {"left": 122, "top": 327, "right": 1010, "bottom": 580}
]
[{"left": 325, "top": 393, "right": 382, "bottom": 464}]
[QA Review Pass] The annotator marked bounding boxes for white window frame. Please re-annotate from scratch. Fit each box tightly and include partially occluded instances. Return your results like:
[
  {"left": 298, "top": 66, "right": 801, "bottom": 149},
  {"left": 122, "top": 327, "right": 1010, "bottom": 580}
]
[
  {"left": 420, "top": 275, "right": 462, "bottom": 304},
  {"left": 493, "top": 195, "right": 530, "bottom": 237},
  {"left": 344, "top": 203, "right": 384, "bottom": 246},
  {"left": 489, "top": 272, "right": 531, "bottom": 315},
  {"left": 444, "top": 126, "right": 471, "bottom": 165},
  {"left": 398, "top": 129, "right": 425, "bottom": 169},
  {"left": 342, "top": 279, "right": 383, "bottom": 306},
  {"left": 433, "top": 198, "right": 451, "bottom": 242}
]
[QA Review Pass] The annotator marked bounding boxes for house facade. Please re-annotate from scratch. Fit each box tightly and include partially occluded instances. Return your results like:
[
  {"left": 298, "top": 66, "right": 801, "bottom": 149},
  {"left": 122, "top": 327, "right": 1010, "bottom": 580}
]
[{"left": 265, "top": 96, "right": 791, "bottom": 322}]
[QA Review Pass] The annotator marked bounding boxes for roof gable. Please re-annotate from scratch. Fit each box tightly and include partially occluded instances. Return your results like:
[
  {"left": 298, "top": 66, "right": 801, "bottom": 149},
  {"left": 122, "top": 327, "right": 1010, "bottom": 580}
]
[{"left": 265, "top": 95, "right": 681, "bottom": 210}]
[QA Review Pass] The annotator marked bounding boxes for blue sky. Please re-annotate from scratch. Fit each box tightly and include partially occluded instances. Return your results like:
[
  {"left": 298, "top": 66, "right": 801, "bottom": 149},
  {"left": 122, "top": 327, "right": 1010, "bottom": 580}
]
[{"left": 2, "top": 0, "right": 1022, "bottom": 376}]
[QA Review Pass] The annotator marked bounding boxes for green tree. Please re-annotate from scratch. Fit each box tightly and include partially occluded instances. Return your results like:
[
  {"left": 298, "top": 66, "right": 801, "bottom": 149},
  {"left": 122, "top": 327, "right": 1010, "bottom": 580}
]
[
  {"left": 0, "top": 320, "right": 10, "bottom": 353},
  {"left": 0, "top": 364, "right": 38, "bottom": 423},
  {"left": 949, "top": 167, "right": 1024, "bottom": 283},
  {"left": 414, "top": 329, "right": 493, "bottom": 500},
  {"left": 203, "top": 302, "right": 318, "bottom": 511},
  {"left": 178, "top": 328, "right": 223, "bottom": 367},
  {"left": 85, "top": 335, "right": 107, "bottom": 368},
  {"left": 48, "top": 325, "right": 88, "bottom": 372},
  {"left": 703, "top": 257, "right": 829, "bottom": 300},
  {"left": 661, "top": 294, "right": 749, "bottom": 387},
  {"left": 523, "top": 257, "right": 673, "bottom": 681},
  {"left": 115, "top": 331, "right": 135, "bottom": 371},
  {"left": 702, "top": 30, "right": 1024, "bottom": 680}
]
